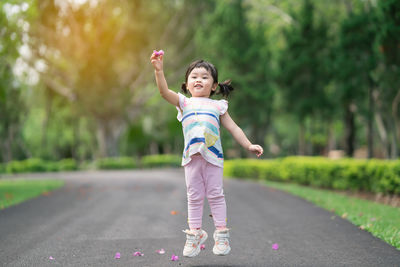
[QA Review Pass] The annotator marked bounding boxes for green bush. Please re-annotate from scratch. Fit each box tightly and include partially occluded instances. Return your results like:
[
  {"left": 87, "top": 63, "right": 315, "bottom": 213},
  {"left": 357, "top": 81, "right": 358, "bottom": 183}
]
[
  {"left": 4, "top": 158, "right": 79, "bottom": 173},
  {"left": 96, "top": 157, "right": 137, "bottom": 170},
  {"left": 380, "top": 161, "right": 400, "bottom": 195},
  {"left": 141, "top": 154, "right": 181, "bottom": 168},
  {"left": 6, "top": 158, "right": 47, "bottom": 173},
  {"left": 58, "top": 158, "right": 78, "bottom": 171},
  {"left": 45, "top": 161, "right": 59, "bottom": 172},
  {"left": 224, "top": 157, "right": 400, "bottom": 196}
]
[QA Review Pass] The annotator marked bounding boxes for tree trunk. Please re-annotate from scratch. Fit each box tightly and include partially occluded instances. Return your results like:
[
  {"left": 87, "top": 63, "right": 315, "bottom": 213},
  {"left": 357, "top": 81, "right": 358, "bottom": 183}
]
[
  {"left": 250, "top": 105, "right": 271, "bottom": 156},
  {"left": 392, "top": 89, "right": 400, "bottom": 151},
  {"left": 2, "top": 124, "right": 15, "bottom": 162},
  {"left": 149, "top": 141, "right": 159, "bottom": 155},
  {"left": 17, "top": 136, "right": 32, "bottom": 159},
  {"left": 391, "top": 127, "right": 398, "bottom": 159},
  {"left": 251, "top": 124, "right": 267, "bottom": 152},
  {"left": 96, "top": 118, "right": 126, "bottom": 158},
  {"left": 327, "top": 122, "right": 336, "bottom": 152},
  {"left": 41, "top": 88, "right": 53, "bottom": 150},
  {"left": 344, "top": 103, "right": 355, "bottom": 157},
  {"left": 367, "top": 85, "right": 374, "bottom": 158},
  {"left": 374, "top": 112, "right": 389, "bottom": 158},
  {"left": 299, "top": 122, "right": 306, "bottom": 156},
  {"left": 71, "top": 117, "right": 80, "bottom": 161}
]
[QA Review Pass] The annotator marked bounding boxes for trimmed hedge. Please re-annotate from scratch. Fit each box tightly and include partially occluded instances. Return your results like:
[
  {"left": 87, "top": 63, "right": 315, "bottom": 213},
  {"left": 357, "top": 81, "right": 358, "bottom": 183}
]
[
  {"left": 95, "top": 157, "right": 137, "bottom": 170},
  {"left": 3, "top": 158, "right": 78, "bottom": 173},
  {"left": 0, "top": 155, "right": 182, "bottom": 174},
  {"left": 224, "top": 157, "right": 400, "bottom": 195},
  {"left": 141, "top": 154, "right": 181, "bottom": 168},
  {"left": 2, "top": 156, "right": 399, "bottom": 195},
  {"left": 57, "top": 159, "right": 79, "bottom": 171}
]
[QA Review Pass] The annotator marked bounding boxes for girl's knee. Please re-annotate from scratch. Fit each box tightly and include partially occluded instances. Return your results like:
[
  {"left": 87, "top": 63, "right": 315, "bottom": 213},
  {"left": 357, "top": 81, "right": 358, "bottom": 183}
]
[
  {"left": 187, "top": 191, "right": 205, "bottom": 203},
  {"left": 207, "top": 189, "right": 225, "bottom": 202}
]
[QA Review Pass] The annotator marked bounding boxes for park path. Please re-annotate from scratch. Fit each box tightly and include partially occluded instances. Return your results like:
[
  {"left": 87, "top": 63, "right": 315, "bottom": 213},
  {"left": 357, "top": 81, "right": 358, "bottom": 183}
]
[{"left": 0, "top": 169, "right": 399, "bottom": 267}]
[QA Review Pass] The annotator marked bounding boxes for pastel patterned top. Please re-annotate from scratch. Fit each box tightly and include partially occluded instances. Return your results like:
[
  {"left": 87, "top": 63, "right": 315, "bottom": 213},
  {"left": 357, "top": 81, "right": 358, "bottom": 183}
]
[{"left": 176, "top": 93, "right": 228, "bottom": 168}]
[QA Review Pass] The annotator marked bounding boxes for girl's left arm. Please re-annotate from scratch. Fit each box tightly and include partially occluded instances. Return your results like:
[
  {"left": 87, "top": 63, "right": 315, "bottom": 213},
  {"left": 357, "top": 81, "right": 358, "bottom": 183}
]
[{"left": 221, "top": 112, "right": 264, "bottom": 157}]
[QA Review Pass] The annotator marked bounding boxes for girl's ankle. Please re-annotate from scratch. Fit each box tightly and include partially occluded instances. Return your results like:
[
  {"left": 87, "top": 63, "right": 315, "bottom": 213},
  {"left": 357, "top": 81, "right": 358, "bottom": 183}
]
[{"left": 190, "top": 228, "right": 201, "bottom": 234}]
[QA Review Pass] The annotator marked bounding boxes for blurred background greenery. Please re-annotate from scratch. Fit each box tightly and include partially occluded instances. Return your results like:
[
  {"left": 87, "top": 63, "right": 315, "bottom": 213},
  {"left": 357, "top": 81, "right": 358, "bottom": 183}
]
[{"left": 1, "top": 0, "right": 399, "bottom": 163}]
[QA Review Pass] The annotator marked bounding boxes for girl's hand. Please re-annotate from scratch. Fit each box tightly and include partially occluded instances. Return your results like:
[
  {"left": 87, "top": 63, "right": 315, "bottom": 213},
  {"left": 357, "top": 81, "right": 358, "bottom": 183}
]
[
  {"left": 248, "top": 144, "right": 264, "bottom": 158},
  {"left": 150, "top": 51, "right": 164, "bottom": 72}
]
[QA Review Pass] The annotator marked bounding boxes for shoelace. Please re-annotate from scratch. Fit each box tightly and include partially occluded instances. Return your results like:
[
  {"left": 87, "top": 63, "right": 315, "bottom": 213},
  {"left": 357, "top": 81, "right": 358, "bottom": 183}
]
[
  {"left": 185, "top": 234, "right": 198, "bottom": 247},
  {"left": 215, "top": 233, "right": 229, "bottom": 245}
]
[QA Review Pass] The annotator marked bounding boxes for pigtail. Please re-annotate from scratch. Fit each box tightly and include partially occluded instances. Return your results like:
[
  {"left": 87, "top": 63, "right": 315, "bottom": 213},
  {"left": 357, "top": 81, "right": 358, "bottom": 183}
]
[
  {"left": 181, "top": 83, "right": 188, "bottom": 94},
  {"left": 217, "top": 79, "right": 234, "bottom": 97}
]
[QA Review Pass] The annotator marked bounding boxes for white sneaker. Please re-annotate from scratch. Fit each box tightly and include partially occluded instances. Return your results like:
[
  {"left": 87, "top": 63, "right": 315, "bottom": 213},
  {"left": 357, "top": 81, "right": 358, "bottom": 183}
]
[
  {"left": 182, "top": 229, "right": 208, "bottom": 257},
  {"left": 213, "top": 229, "right": 231, "bottom": 255}
]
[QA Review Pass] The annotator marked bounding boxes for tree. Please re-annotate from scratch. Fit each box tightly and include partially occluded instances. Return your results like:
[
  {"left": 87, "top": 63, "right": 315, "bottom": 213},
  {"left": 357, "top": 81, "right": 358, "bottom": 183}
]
[
  {"left": 278, "top": 0, "right": 331, "bottom": 155},
  {"left": 0, "top": 2, "right": 31, "bottom": 162},
  {"left": 26, "top": 0, "right": 204, "bottom": 157},
  {"left": 195, "top": 0, "right": 274, "bottom": 152},
  {"left": 334, "top": 4, "right": 377, "bottom": 157},
  {"left": 373, "top": 0, "right": 400, "bottom": 158}
]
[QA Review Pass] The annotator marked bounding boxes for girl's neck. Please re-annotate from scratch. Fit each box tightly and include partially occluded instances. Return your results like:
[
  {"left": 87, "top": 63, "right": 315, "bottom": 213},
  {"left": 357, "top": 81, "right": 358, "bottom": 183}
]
[{"left": 191, "top": 95, "right": 210, "bottom": 99}]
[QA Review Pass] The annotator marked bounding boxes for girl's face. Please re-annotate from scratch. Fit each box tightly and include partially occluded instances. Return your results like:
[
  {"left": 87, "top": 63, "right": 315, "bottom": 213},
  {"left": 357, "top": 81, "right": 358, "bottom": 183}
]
[{"left": 186, "top": 67, "right": 218, "bottom": 98}]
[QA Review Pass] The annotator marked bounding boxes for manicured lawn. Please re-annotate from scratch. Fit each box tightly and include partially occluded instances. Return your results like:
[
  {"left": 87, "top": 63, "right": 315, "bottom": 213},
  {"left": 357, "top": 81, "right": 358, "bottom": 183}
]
[
  {"left": 0, "top": 179, "right": 64, "bottom": 210},
  {"left": 263, "top": 180, "right": 400, "bottom": 250}
]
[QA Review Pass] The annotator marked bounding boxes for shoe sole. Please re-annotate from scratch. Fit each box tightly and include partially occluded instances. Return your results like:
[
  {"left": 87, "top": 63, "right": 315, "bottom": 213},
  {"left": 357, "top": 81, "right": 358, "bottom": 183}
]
[
  {"left": 213, "top": 245, "right": 231, "bottom": 256},
  {"left": 183, "top": 231, "right": 208, "bottom": 257}
]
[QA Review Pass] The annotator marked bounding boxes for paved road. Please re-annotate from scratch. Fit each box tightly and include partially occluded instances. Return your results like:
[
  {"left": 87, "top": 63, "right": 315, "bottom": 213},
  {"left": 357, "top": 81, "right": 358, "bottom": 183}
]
[{"left": 0, "top": 169, "right": 399, "bottom": 267}]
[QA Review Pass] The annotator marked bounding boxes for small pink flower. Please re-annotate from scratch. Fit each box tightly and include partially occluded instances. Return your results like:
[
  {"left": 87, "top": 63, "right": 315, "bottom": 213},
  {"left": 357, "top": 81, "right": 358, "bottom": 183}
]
[
  {"left": 153, "top": 49, "right": 164, "bottom": 57},
  {"left": 156, "top": 248, "right": 165, "bottom": 254},
  {"left": 114, "top": 252, "right": 121, "bottom": 259},
  {"left": 272, "top": 243, "right": 279, "bottom": 250},
  {"left": 200, "top": 244, "right": 205, "bottom": 250},
  {"left": 49, "top": 256, "right": 55, "bottom": 260},
  {"left": 133, "top": 251, "right": 144, "bottom": 256},
  {"left": 171, "top": 254, "right": 179, "bottom": 261}
]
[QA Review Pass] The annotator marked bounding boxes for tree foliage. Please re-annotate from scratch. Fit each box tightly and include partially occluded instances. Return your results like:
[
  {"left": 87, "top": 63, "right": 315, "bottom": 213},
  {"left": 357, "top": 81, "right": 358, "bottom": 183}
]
[
  {"left": 195, "top": 0, "right": 274, "bottom": 149},
  {"left": 1, "top": 0, "right": 400, "bottom": 161},
  {"left": 0, "top": 2, "right": 30, "bottom": 162}
]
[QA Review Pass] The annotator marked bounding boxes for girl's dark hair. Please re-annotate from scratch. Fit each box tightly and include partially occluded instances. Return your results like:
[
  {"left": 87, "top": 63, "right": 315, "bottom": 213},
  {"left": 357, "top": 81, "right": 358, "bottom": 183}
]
[{"left": 181, "top": 59, "right": 234, "bottom": 97}]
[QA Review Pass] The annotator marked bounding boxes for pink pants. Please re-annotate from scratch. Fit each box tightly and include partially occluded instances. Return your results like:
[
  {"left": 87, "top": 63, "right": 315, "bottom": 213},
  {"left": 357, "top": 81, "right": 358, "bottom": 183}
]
[{"left": 184, "top": 154, "right": 227, "bottom": 229}]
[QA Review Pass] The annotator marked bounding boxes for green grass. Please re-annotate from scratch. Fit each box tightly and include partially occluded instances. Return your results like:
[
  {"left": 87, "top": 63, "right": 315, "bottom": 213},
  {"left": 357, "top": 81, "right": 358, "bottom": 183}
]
[
  {"left": 262, "top": 180, "right": 400, "bottom": 250},
  {"left": 0, "top": 179, "right": 64, "bottom": 210}
]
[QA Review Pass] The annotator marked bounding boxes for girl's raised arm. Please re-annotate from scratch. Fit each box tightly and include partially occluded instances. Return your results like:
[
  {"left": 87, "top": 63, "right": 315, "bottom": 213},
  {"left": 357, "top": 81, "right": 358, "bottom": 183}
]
[
  {"left": 221, "top": 112, "right": 264, "bottom": 157},
  {"left": 150, "top": 51, "right": 179, "bottom": 107}
]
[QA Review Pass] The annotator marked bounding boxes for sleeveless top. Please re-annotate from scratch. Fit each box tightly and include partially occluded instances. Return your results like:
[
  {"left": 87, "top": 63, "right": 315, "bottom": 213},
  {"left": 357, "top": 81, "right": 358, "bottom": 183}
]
[{"left": 176, "top": 93, "right": 228, "bottom": 168}]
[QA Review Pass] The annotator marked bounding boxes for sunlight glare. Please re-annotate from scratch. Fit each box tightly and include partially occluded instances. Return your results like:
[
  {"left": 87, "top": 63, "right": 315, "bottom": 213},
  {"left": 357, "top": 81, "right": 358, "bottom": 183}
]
[{"left": 68, "top": 0, "right": 88, "bottom": 5}]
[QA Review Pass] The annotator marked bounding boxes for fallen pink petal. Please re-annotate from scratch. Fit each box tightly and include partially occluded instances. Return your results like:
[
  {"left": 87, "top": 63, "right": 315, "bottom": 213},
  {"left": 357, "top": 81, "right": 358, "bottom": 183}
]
[
  {"left": 171, "top": 254, "right": 179, "bottom": 261},
  {"left": 272, "top": 243, "right": 279, "bottom": 250},
  {"left": 156, "top": 248, "right": 166, "bottom": 254},
  {"left": 200, "top": 244, "right": 205, "bottom": 250},
  {"left": 114, "top": 252, "right": 121, "bottom": 259},
  {"left": 133, "top": 251, "right": 144, "bottom": 256},
  {"left": 49, "top": 256, "right": 55, "bottom": 260}
]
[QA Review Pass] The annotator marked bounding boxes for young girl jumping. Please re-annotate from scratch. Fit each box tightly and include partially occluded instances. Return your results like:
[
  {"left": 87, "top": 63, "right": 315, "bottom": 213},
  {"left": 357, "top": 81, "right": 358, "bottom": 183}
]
[{"left": 150, "top": 51, "right": 263, "bottom": 257}]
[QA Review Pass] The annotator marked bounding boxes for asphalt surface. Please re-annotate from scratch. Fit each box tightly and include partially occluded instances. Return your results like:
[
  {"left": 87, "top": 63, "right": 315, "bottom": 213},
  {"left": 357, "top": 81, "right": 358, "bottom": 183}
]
[{"left": 0, "top": 169, "right": 399, "bottom": 267}]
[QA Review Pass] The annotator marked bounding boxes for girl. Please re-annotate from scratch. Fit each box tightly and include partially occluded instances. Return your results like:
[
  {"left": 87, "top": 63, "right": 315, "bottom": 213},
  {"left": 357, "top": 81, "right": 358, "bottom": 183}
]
[{"left": 150, "top": 51, "right": 263, "bottom": 257}]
